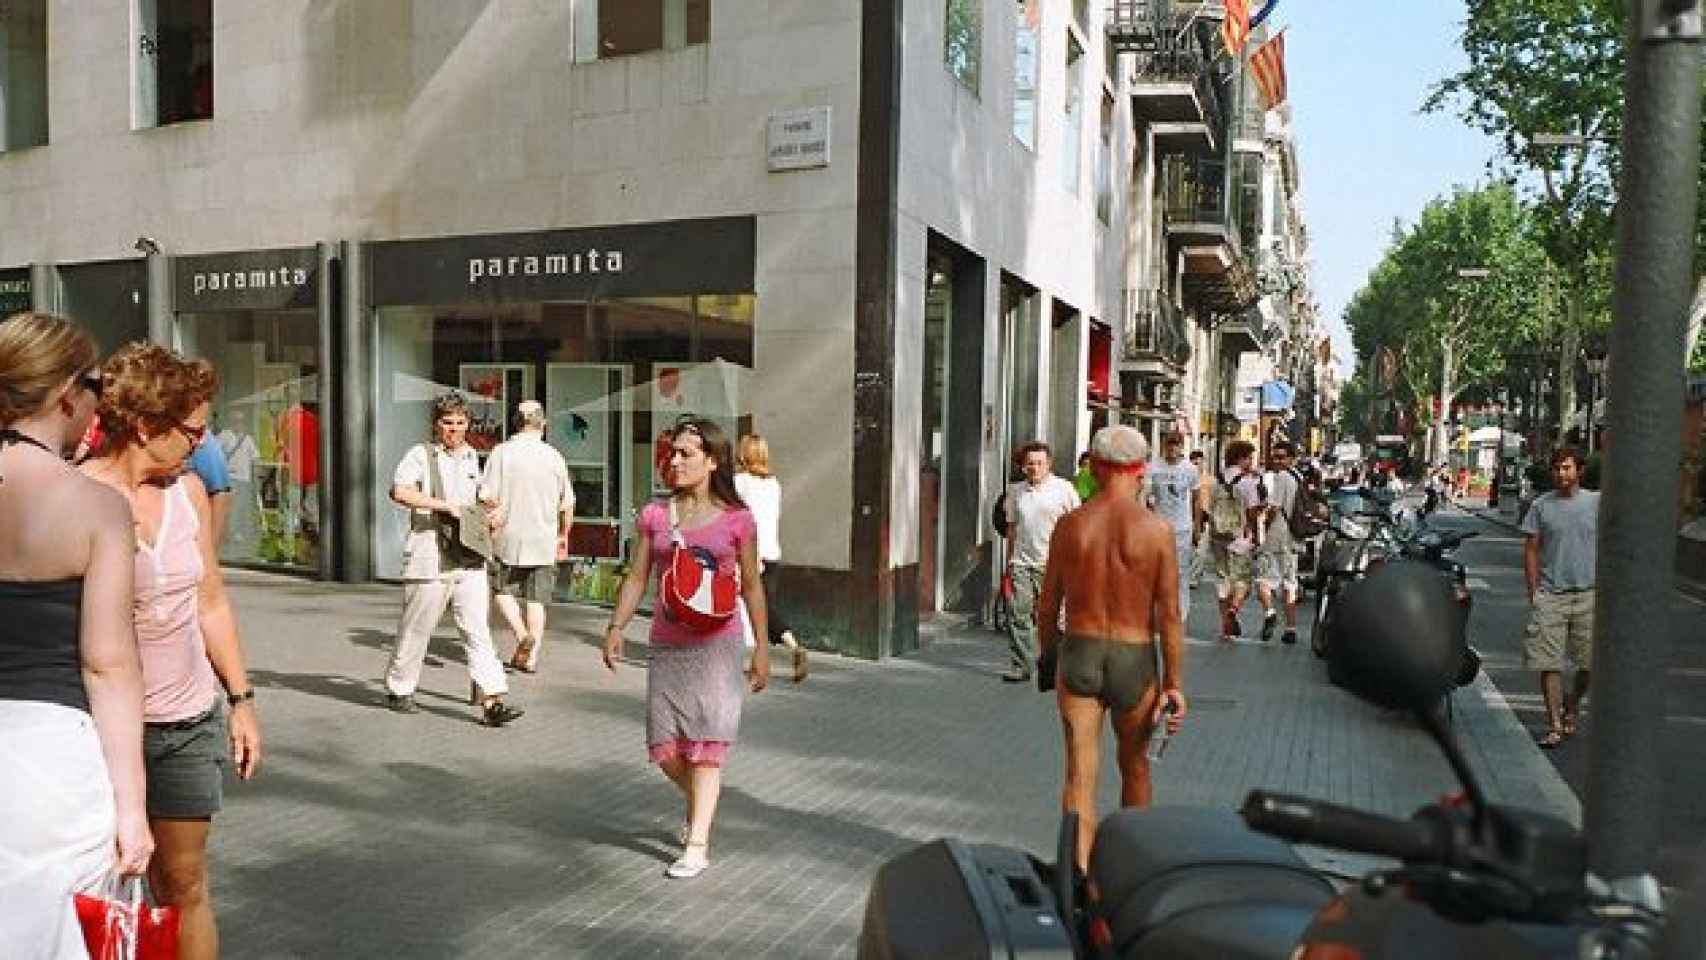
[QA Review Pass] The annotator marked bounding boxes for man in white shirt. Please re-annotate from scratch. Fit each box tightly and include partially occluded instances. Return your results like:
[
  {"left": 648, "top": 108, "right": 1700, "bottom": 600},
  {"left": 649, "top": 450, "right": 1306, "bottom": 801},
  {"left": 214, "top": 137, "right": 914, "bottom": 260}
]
[
  {"left": 1146, "top": 429, "right": 1200, "bottom": 632},
  {"left": 1004, "top": 441, "right": 1082, "bottom": 683},
  {"left": 386, "top": 394, "right": 522, "bottom": 727},
  {"left": 480, "top": 400, "right": 574, "bottom": 674},
  {"left": 1256, "top": 441, "right": 1302, "bottom": 645}
]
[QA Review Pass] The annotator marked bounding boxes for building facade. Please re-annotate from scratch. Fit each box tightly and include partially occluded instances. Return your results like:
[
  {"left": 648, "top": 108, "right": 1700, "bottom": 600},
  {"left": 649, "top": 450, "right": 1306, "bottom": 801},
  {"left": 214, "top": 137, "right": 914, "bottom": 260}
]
[{"left": 0, "top": 0, "right": 1148, "bottom": 658}]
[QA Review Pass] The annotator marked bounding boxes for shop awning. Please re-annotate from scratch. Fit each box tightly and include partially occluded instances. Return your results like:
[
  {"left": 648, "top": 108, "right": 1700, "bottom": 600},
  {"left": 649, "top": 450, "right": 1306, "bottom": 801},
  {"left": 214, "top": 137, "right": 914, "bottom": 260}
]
[{"left": 1259, "top": 379, "right": 1295, "bottom": 413}]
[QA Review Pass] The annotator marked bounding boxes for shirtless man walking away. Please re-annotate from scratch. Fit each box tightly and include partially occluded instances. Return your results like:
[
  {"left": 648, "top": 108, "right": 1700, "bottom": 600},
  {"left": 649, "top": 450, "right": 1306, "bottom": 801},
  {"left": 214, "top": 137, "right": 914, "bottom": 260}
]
[{"left": 1037, "top": 425, "right": 1188, "bottom": 871}]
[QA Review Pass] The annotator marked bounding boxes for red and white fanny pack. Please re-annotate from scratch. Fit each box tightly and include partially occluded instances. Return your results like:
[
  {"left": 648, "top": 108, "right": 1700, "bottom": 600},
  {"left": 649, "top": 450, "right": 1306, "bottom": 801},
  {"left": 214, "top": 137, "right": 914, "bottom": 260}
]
[{"left": 658, "top": 499, "right": 740, "bottom": 634}]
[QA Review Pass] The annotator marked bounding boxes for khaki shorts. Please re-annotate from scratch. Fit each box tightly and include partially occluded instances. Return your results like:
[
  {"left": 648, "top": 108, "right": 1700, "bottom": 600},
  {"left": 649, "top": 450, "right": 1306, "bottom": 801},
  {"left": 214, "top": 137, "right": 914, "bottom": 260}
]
[
  {"left": 1256, "top": 550, "right": 1299, "bottom": 594},
  {"left": 1523, "top": 588, "right": 1595, "bottom": 671},
  {"left": 494, "top": 562, "right": 558, "bottom": 604},
  {"left": 1212, "top": 540, "right": 1252, "bottom": 598}
]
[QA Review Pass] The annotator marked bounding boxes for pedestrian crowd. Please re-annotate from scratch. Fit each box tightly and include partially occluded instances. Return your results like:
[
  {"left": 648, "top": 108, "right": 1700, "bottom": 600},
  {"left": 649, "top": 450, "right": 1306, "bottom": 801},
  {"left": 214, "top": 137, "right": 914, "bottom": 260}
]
[{"left": 1, "top": 312, "right": 811, "bottom": 958}]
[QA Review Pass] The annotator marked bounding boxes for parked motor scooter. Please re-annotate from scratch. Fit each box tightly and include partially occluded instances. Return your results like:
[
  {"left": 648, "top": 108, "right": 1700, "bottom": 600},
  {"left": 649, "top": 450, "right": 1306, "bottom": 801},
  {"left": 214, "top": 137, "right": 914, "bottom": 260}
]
[{"left": 857, "top": 563, "right": 1667, "bottom": 960}]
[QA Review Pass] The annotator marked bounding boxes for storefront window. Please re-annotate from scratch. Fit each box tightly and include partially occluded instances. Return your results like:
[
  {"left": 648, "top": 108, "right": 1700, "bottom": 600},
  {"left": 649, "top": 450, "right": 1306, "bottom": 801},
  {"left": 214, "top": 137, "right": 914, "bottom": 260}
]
[
  {"left": 178, "top": 310, "right": 322, "bottom": 569},
  {"left": 373, "top": 296, "right": 756, "bottom": 604}
]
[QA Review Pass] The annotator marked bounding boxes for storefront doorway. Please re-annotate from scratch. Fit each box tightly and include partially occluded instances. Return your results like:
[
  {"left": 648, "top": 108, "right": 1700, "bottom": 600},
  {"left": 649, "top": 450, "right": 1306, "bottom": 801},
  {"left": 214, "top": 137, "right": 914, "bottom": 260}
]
[
  {"left": 1050, "top": 300, "right": 1083, "bottom": 463},
  {"left": 56, "top": 259, "right": 149, "bottom": 353},
  {"left": 918, "top": 238, "right": 985, "bottom": 616}
]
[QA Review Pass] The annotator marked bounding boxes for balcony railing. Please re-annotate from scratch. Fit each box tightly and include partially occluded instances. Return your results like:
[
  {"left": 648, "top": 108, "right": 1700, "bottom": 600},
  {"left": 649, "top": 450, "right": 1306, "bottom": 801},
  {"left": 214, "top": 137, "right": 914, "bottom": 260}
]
[
  {"left": 1127, "top": 290, "right": 1192, "bottom": 367},
  {"left": 1163, "top": 157, "right": 1226, "bottom": 226},
  {"left": 1130, "top": 49, "right": 1223, "bottom": 133},
  {"left": 1105, "top": 0, "right": 1174, "bottom": 52}
]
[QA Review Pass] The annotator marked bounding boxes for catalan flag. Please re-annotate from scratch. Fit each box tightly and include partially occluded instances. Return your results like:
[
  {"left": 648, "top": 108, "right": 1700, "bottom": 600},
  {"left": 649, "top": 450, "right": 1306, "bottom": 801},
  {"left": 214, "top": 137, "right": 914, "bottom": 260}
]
[
  {"left": 1249, "top": 30, "right": 1288, "bottom": 110},
  {"left": 1221, "top": 0, "right": 1251, "bottom": 59}
]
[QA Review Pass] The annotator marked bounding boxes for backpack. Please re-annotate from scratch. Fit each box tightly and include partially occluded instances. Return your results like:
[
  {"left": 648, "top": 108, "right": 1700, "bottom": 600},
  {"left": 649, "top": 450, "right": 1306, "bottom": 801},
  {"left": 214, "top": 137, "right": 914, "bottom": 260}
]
[
  {"left": 1208, "top": 472, "right": 1249, "bottom": 541},
  {"left": 658, "top": 500, "right": 740, "bottom": 633},
  {"left": 1282, "top": 468, "right": 1330, "bottom": 540}
]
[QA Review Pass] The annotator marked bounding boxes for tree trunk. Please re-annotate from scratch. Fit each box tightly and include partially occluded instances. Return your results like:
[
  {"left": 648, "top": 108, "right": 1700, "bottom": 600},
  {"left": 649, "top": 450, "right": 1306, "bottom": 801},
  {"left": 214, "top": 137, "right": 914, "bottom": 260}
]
[
  {"left": 1434, "top": 335, "right": 1456, "bottom": 469},
  {"left": 1558, "top": 286, "right": 1582, "bottom": 443}
]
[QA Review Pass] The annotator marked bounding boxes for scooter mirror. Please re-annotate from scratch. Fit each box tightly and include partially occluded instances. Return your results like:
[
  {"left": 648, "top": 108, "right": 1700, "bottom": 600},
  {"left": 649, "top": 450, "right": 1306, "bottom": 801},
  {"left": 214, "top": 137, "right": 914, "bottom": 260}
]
[{"left": 1325, "top": 561, "right": 1466, "bottom": 712}]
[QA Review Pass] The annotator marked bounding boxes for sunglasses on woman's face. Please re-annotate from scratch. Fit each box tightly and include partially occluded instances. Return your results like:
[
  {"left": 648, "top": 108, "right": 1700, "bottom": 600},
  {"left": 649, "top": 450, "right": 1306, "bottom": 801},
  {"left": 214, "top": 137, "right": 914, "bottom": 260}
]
[
  {"left": 174, "top": 421, "right": 209, "bottom": 446},
  {"left": 80, "top": 371, "right": 104, "bottom": 399}
]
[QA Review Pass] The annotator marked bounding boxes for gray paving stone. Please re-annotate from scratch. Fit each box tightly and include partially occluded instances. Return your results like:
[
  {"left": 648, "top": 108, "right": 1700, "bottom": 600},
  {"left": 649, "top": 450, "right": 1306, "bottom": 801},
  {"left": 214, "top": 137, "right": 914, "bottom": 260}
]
[{"left": 208, "top": 567, "right": 1574, "bottom": 958}]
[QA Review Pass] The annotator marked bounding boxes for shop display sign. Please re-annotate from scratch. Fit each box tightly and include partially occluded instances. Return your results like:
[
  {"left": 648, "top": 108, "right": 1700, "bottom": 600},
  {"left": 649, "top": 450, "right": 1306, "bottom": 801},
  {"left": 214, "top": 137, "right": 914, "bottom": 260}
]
[
  {"left": 368, "top": 216, "right": 756, "bottom": 307},
  {"left": 767, "top": 106, "right": 831, "bottom": 171},
  {"left": 0, "top": 269, "right": 31, "bottom": 315},
  {"left": 173, "top": 247, "right": 319, "bottom": 312}
]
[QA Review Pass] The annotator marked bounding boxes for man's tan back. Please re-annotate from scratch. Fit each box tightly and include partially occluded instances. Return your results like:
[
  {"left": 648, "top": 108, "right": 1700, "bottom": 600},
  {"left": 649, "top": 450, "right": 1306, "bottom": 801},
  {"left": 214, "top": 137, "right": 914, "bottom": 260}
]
[{"left": 1049, "top": 494, "right": 1176, "bottom": 644}]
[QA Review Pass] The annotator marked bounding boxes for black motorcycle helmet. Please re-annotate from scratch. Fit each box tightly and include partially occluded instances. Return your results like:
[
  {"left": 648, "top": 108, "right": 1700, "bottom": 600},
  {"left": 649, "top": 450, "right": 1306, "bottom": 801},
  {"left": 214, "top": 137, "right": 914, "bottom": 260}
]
[{"left": 1325, "top": 561, "right": 1467, "bottom": 712}]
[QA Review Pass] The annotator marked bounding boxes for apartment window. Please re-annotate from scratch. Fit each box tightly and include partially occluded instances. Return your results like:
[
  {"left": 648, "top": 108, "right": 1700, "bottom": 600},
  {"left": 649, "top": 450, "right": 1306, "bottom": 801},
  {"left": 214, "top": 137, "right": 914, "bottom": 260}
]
[
  {"left": 133, "top": 0, "right": 213, "bottom": 129},
  {"left": 576, "top": 0, "right": 709, "bottom": 61},
  {"left": 944, "top": 0, "right": 981, "bottom": 92},
  {"left": 0, "top": 0, "right": 50, "bottom": 151},
  {"left": 1060, "top": 33, "right": 1084, "bottom": 195},
  {"left": 1096, "top": 92, "right": 1114, "bottom": 222},
  {"left": 1012, "top": 0, "right": 1039, "bottom": 148}
]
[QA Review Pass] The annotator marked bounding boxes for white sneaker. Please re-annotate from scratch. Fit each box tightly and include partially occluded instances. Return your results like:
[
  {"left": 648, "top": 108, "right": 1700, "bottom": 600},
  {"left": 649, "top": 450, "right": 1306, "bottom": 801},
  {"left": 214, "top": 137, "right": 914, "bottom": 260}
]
[{"left": 666, "top": 843, "right": 709, "bottom": 879}]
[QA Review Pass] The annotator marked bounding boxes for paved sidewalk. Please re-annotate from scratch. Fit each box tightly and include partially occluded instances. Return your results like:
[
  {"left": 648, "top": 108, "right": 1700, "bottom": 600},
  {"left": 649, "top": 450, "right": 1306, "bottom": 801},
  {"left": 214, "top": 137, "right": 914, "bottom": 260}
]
[{"left": 208, "top": 569, "right": 1575, "bottom": 958}]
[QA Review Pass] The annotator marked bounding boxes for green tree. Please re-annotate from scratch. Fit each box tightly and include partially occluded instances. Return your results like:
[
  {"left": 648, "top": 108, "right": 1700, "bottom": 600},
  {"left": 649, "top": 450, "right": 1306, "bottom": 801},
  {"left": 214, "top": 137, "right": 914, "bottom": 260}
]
[
  {"left": 1344, "top": 184, "right": 1554, "bottom": 465},
  {"left": 1426, "top": 0, "right": 1706, "bottom": 386}
]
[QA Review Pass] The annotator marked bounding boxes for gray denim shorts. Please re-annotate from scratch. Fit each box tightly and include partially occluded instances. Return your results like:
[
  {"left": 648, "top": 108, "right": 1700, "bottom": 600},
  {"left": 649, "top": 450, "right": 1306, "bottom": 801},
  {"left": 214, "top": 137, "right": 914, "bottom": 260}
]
[{"left": 143, "top": 706, "right": 226, "bottom": 819}]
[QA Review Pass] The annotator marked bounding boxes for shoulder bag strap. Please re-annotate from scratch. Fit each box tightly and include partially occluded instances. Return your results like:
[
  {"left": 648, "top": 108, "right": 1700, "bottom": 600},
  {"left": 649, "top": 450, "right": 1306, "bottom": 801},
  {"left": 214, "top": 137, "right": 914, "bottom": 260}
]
[{"left": 666, "top": 498, "right": 686, "bottom": 548}]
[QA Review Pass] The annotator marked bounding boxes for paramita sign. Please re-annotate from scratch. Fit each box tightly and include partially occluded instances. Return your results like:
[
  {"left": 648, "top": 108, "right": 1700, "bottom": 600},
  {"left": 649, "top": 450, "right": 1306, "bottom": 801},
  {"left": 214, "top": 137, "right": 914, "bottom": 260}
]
[
  {"left": 173, "top": 247, "right": 320, "bottom": 312},
  {"left": 367, "top": 216, "right": 756, "bottom": 307}
]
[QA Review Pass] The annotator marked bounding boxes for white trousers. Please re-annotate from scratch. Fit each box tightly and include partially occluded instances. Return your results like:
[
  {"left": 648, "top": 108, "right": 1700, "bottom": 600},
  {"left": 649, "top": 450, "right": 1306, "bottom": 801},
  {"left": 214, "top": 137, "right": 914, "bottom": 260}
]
[
  {"left": 0, "top": 701, "right": 115, "bottom": 959},
  {"left": 386, "top": 568, "right": 509, "bottom": 697}
]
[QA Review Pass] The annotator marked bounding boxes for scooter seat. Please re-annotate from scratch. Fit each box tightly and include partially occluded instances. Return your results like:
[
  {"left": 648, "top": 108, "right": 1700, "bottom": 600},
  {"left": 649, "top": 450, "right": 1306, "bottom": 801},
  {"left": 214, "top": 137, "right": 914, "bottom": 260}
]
[{"left": 1091, "top": 807, "right": 1334, "bottom": 955}]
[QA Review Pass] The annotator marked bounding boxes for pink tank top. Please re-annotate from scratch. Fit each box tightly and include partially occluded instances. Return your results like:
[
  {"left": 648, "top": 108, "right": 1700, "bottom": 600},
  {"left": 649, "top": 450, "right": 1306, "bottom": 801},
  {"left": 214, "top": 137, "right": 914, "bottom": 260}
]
[{"left": 134, "top": 481, "right": 220, "bottom": 722}]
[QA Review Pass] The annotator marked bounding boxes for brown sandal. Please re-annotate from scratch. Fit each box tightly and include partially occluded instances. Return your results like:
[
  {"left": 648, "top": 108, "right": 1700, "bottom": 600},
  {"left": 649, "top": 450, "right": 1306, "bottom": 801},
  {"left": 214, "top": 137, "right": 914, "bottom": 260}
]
[
  {"left": 509, "top": 640, "right": 537, "bottom": 673},
  {"left": 1561, "top": 705, "right": 1579, "bottom": 738},
  {"left": 1537, "top": 727, "right": 1567, "bottom": 749}
]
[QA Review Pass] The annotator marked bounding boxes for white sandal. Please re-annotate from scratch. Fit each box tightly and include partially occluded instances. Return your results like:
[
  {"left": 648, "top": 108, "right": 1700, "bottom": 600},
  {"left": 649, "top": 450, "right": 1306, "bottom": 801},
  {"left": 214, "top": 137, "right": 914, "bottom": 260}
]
[{"left": 666, "top": 842, "right": 710, "bottom": 879}]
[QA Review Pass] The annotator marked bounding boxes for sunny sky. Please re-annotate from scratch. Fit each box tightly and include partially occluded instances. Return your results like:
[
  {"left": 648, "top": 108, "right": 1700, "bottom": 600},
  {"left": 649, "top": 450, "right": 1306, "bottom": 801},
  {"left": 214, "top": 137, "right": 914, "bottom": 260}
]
[{"left": 1280, "top": 1, "right": 1503, "bottom": 375}]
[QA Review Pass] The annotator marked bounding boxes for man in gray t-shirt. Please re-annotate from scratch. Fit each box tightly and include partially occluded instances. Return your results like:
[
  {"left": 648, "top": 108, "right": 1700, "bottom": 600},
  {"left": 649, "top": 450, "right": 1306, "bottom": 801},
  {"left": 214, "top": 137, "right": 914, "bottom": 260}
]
[
  {"left": 1519, "top": 448, "right": 1600, "bottom": 748},
  {"left": 1147, "top": 430, "right": 1200, "bottom": 630}
]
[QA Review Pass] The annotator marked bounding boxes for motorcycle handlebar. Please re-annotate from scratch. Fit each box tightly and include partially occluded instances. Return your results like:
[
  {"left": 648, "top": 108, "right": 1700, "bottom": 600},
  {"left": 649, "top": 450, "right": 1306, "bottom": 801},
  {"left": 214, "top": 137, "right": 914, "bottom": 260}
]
[{"left": 1241, "top": 791, "right": 1446, "bottom": 864}]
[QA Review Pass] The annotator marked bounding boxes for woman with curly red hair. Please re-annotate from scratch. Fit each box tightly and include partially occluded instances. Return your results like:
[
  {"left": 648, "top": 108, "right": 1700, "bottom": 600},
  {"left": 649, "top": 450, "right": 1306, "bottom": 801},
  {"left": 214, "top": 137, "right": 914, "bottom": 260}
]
[{"left": 80, "top": 342, "right": 262, "bottom": 960}]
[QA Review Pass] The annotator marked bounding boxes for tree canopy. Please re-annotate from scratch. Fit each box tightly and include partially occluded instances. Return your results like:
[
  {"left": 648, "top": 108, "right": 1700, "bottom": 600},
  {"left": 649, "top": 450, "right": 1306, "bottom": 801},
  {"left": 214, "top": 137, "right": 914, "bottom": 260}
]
[{"left": 1342, "top": 184, "right": 1554, "bottom": 441}]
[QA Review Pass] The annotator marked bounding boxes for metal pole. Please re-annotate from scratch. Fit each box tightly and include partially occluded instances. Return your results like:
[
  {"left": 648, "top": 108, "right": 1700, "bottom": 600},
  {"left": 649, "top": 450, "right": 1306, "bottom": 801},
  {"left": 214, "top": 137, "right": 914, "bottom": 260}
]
[{"left": 1584, "top": 0, "right": 1702, "bottom": 884}]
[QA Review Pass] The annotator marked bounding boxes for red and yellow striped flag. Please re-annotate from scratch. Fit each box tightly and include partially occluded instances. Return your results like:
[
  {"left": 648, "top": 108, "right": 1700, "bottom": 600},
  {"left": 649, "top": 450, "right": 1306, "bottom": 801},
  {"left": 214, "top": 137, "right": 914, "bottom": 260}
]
[
  {"left": 1222, "top": 0, "right": 1251, "bottom": 58},
  {"left": 1249, "top": 30, "right": 1288, "bottom": 110}
]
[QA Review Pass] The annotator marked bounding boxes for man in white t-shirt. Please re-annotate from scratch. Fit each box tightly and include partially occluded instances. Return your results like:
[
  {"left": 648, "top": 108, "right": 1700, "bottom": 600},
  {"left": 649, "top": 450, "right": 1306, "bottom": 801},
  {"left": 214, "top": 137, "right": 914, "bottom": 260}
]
[
  {"left": 1003, "top": 441, "right": 1082, "bottom": 683},
  {"left": 1256, "top": 441, "right": 1303, "bottom": 645},
  {"left": 480, "top": 400, "right": 573, "bottom": 674},
  {"left": 1146, "top": 429, "right": 1200, "bottom": 632}
]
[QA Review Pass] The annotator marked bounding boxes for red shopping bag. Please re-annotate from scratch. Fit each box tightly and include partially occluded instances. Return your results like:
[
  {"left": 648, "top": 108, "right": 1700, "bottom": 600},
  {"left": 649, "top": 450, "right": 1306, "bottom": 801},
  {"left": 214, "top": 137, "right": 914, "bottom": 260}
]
[{"left": 74, "top": 875, "right": 181, "bottom": 960}]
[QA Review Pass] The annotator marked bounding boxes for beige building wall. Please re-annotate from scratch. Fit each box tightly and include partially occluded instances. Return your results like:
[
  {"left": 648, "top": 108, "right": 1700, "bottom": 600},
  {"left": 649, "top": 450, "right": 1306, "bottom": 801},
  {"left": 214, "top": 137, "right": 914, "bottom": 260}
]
[
  {"left": 889, "top": 0, "right": 1131, "bottom": 568},
  {"left": 0, "top": 0, "right": 861, "bottom": 571}
]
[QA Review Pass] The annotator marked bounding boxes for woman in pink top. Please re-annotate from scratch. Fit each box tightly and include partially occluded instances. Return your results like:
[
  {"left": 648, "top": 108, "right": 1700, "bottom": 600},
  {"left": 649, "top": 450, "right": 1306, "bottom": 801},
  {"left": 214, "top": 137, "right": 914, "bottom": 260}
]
[
  {"left": 602, "top": 418, "right": 770, "bottom": 880},
  {"left": 81, "top": 343, "right": 262, "bottom": 960}
]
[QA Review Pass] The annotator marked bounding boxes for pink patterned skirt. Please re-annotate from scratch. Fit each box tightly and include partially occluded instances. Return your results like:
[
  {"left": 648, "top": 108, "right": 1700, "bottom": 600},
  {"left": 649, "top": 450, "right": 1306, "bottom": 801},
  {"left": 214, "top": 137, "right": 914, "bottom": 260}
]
[{"left": 646, "top": 630, "right": 744, "bottom": 768}]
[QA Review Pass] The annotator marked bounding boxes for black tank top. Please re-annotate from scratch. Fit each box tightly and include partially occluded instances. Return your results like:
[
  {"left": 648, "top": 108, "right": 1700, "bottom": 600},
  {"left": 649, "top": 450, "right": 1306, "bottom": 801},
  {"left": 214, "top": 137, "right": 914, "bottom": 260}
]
[{"left": 0, "top": 577, "right": 88, "bottom": 712}]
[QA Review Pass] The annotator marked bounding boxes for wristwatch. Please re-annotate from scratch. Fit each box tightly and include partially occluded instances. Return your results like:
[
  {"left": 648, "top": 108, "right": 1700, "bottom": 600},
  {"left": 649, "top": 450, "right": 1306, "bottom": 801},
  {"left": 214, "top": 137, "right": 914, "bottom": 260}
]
[{"left": 227, "top": 689, "right": 256, "bottom": 707}]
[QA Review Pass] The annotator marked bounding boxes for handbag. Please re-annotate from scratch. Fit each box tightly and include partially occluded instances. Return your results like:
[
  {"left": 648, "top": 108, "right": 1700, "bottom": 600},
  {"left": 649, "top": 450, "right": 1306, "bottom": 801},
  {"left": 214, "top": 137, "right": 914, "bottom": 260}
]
[
  {"left": 657, "top": 499, "right": 740, "bottom": 634},
  {"left": 74, "top": 875, "right": 181, "bottom": 960},
  {"left": 421, "top": 444, "right": 493, "bottom": 565}
]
